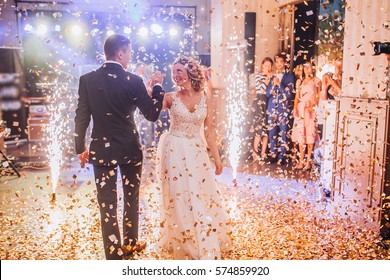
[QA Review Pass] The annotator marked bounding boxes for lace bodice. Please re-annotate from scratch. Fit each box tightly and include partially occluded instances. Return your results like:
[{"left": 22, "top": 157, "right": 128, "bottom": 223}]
[{"left": 168, "top": 93, "right": 207, "bottom": 139}]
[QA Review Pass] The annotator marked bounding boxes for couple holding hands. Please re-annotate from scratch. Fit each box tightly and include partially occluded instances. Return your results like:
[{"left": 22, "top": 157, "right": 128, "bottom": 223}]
[{"left": 74, "top": 34, "right": 231, "bottom": 260}]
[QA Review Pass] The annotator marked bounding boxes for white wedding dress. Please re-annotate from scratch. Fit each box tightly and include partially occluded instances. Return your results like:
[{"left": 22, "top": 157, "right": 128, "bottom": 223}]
[{"left": 156, "top": 92, "right": 231, "bottom": 260}]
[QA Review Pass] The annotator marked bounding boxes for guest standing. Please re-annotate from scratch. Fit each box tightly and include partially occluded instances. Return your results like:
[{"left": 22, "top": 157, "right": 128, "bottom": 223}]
[
  {"left": 291, "top": 61, "right": 321, "bottom": 170},
  {"left": 251, "top": 57, "right": 273, "bottom": 162},
  {"left": 266, "top": 53, "right": 295, "bottom": 165}
]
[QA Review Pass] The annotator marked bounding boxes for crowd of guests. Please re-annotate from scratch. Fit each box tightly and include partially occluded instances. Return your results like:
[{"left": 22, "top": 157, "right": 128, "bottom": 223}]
[{"left": 250, "top": 53, "right": 342, "bottom": 170}]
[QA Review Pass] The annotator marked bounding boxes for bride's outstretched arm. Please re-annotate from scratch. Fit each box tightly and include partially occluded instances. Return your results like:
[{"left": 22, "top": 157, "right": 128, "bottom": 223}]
[
  {"left": 204, "top": 95, "right": 223, "bottom": 175},
  {"left": 162, "top": 93, "right": 173, "bottom": 111}
]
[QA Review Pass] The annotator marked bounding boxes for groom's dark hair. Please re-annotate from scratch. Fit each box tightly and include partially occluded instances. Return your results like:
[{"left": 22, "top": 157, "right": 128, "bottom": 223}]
[{"left": 104, "top": 34, "right": 131, "bottom": 60}]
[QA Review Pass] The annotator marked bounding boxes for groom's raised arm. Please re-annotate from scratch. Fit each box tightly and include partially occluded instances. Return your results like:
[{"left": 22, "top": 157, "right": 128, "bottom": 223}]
[{"left": 132, "top": 76, "right": 163, "bottom": 122}]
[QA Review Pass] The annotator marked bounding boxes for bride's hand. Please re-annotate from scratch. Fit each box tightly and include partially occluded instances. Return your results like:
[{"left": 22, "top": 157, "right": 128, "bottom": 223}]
[
  {"left": 214, "top": 159, "right": 223, "bottom": 175},
  {"left": 150, "top": 71, "right": 164, "bottom": 87}
]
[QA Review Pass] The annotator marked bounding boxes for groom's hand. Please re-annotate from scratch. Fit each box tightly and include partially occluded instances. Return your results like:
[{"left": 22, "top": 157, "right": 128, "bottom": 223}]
[{"left": 79, "top": 149, "right": 89, "bottom": 168}]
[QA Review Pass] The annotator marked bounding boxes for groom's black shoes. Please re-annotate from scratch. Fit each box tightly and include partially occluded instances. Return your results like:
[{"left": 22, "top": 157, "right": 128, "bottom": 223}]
[{"left": 122, "top": 241, "right": 147, "bottom": 259}]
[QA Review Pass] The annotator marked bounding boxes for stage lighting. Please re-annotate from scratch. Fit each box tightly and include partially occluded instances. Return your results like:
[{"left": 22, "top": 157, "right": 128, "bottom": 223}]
[
  {"left": 36, "top": 24, "right": 48, "bottom": 36},
  {"left": 151, "top": 23, "right": 163, "bottom": 35},
  {"left": 124, "top": 26, "right": 132, "bottom": 35},
  {"left": 54, "top": 24, "right": 61, "bottom": 32},
  {"left": 71, "top": 24, "right": 82, "bottom": 36},
  {"left": 24, "top": 24, "right": 33, "bottom": 32},
  {"left": 107, "top": 30, "right": 115, "bottom": 36},
  {"left": 169, "top": 26, "right": 179, "bottom": 37},
  {"left": 138, "top": 26, "right": 149, "bottom": 37}
]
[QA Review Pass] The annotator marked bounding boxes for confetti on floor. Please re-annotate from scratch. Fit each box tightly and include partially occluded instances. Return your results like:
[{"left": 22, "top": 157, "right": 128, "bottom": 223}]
[{"left": 0, "top": 161, "right": 389, "bottom": 260}]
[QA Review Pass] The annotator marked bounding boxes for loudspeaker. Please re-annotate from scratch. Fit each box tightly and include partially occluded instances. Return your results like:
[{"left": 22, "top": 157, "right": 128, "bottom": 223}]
[
  {"left": 244, "top": 12, "right": 256, "bottom": 74},
  {"left": 27, "top": 116, "right": 49, "bottom": 142},
  {"left": 294, "top": 1, "right": 318, "bottom": 66},
  {"left": 198, "top": 53, "right": 211, "bottom": 67}
]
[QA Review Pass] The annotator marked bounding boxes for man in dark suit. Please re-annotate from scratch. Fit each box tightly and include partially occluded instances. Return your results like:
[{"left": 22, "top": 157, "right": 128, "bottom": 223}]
[
  {"left": 74, "top": 34, "right": 164, "bottom": 260},
  {"left": 266, "top": 53, "right": 295, "bottom": 165}
]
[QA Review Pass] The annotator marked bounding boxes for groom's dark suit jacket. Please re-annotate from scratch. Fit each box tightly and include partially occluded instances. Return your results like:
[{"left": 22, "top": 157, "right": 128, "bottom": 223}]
[{"left": 74, "top": 62, "right": 163, "bottom": 166}]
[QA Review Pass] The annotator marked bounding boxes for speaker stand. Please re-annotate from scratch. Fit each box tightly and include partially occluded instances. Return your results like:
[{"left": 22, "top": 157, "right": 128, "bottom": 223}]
[{"left": 0, "top": 149, "right": 21, "bottom": 177}]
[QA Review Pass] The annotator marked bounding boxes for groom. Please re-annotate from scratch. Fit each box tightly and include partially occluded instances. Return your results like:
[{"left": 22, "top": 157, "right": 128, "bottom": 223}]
[{"left": 74, "top": 34, "right": 164, "bottom": 260}]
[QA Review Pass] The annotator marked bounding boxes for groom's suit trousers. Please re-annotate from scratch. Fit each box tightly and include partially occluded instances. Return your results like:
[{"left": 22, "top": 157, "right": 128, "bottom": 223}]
[{"left": 93, "top": 163, "right": 142, "bottom": 260}]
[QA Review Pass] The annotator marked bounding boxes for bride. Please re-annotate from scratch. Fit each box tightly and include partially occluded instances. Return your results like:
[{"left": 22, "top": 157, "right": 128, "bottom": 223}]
[{"left": 156, "top": 55, "right": 232, "bottom": 260}]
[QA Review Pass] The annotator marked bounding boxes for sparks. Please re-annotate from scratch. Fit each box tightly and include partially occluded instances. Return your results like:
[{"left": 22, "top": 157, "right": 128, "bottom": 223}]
[
  {"left": 45, "top": 66, "right": 69, "bottom": 197},
  {"left": 226, "top": 57, "right": 247, "bottom": 179}
]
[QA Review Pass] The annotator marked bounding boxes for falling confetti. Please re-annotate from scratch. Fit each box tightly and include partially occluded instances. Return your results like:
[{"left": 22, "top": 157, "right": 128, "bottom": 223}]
[{"left": 0, "top": 0, "right": 389, "bottom": 263}]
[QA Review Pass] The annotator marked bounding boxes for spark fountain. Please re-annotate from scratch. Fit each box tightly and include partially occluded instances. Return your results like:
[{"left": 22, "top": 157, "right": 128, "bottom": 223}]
[
  {"left": 45, "top": 64, "right": 69, "bottom": 204},
  {"left": 225, "top": 40, "right": 248, "bottom": 180}
]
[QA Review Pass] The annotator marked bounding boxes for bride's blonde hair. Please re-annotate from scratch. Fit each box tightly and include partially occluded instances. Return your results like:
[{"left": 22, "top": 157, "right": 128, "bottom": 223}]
[{"left": 173, "top": 55, "right": 205, "bottom": 92}]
